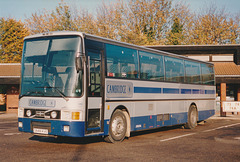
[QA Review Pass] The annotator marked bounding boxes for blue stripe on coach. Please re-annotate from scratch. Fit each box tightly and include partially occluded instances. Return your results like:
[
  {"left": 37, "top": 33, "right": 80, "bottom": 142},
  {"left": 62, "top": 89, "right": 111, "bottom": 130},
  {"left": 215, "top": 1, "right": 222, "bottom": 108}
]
[
  {"left": 205, "top": 90, "right": 215, "bottom": 94},
  {"left": 163, "top": 88, "right": 179, "bottom": 94},
  {"left": 181, "top": 89, "right": 191, "bottom": 94},
  {"left": 134, "top": 86, "right": 215, "bottom": 95},
  {"left": 134, "top": 87, "right": 162, "bottom": 93}
]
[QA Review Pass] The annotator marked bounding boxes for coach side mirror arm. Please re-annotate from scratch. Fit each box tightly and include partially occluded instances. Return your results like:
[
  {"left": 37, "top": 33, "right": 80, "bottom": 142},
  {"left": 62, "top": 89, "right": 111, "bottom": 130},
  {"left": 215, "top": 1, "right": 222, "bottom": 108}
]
[{"left": 75, "top": 52, "right": 85, "bottom": 72}]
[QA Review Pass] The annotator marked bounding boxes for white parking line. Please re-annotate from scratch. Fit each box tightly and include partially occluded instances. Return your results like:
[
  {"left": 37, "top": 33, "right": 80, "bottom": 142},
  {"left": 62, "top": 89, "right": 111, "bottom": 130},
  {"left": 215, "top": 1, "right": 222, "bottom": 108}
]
[
  {"left": 160, "top": 123, "right": 240, "bottom": 142},
  {"left": 160, "top": 133, "right": 196, "bottom": 142},
  {"left": 4, "top": 133, "right": 21, "bottom": 136},
  {"left": 203, "top": 123, "right": 240, "bottom": 133}
]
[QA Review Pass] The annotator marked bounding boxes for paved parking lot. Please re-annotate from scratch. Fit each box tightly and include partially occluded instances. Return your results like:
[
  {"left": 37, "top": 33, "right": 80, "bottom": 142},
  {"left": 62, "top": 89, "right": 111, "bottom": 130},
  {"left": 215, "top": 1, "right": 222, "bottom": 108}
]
[{"left": 0, "top": 113, "right": 240, "bottom": 161}]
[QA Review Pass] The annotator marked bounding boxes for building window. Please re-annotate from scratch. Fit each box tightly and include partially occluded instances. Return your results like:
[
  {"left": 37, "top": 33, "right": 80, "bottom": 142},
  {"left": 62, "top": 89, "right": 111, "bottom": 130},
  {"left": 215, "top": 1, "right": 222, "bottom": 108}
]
[
  {"left": 212, "top": 55, "right": 233, "bottom": 62},
  {"left": 187, "top": 55, "right": 209, "bottom": 62}
]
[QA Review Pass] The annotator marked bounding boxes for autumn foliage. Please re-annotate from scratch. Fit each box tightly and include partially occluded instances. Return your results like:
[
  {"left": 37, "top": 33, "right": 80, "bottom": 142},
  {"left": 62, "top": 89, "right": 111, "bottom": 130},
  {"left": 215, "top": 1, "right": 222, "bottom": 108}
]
[
  {"left": 0, "top": 18, "right": 29, "bottom": 63},
  {"left": 0, "top": 0, "right": 239, "bottom": 63}
]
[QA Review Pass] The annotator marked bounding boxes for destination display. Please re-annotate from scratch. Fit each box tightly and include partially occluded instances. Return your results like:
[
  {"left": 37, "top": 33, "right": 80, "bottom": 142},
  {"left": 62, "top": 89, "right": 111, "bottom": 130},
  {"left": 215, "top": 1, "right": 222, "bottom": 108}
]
[
  {"left": 106, "top": 81, "right": 133, "bottom": 98},
  {"left": 29, "top": 99, "right": 56, "bottom": 107}
]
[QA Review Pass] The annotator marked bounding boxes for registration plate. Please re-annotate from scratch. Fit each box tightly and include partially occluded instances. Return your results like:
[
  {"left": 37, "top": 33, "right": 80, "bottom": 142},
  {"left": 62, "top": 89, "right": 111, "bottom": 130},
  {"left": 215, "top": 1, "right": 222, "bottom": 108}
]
[{"left": 33, "top": 128, "right": 48, "bottom": 134}]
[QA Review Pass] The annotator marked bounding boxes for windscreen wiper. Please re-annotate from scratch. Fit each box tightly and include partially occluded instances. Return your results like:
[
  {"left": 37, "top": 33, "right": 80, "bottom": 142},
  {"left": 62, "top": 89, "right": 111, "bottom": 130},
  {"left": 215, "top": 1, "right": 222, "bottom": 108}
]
[
  {"left": 38, "top": 86, "right": 69, "bottom": 101},
  {"left": 21, "top": 91, "right": 45, "bottom": 97},
  {"left": 51, "top": 87, "right": 69, "bottom": 101}
]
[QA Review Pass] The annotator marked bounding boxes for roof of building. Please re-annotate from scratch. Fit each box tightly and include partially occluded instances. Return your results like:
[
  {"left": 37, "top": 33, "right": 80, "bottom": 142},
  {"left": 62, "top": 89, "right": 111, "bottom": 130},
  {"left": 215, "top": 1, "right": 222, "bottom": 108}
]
[
  {"left": 0, "top": 63, "right": 21, "bottom": 77},
  {"left": 214, "top": 62, "right": 240, "bottom": 77},
  {"left": 0, "top": 63, "right": 21, "bottom": 84}
]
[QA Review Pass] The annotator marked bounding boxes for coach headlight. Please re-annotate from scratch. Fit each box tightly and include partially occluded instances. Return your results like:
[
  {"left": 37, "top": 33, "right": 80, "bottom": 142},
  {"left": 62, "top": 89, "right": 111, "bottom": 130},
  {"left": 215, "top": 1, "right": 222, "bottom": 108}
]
[
  {"left": 26, "top": 110, "right": 32, "bottom": 117},
  {"left": 51, "top": 111, "right": 58, "bottom": 119}
]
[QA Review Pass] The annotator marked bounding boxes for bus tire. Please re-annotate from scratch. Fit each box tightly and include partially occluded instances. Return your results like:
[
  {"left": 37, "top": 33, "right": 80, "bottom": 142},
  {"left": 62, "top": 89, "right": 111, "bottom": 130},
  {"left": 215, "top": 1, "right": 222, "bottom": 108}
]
[
  {"left": 185, "top": 105, "right": 198, "bottom": 129},
  {"left": 104, "top": 110, "right": 127, "bottom": 143}
]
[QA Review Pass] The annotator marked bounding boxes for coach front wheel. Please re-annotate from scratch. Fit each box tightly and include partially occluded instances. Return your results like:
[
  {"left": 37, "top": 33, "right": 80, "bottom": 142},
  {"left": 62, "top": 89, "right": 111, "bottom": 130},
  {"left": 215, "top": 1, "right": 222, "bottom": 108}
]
[{"left": 104, "top": 110, "right": 127, "bottom": 143}]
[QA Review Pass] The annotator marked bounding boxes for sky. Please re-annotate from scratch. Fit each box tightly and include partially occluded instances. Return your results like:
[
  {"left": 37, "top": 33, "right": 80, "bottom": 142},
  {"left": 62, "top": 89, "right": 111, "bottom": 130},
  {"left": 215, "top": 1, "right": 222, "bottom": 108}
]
[{"left": 0, "top": 0, "right": 239, "bottom": 21}]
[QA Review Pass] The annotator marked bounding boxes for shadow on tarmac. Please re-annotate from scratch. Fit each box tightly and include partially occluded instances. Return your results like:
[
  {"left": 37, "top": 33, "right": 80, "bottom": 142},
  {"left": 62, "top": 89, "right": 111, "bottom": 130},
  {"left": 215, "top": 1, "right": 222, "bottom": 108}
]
[
  {"left": 130, "top": 124, "right": 184, "bottom": 137},
  {"left": 29, "top": 135, "right": 104, "bottom": 145},
  {"left": 29, "top": 124, "right": 185, "bottom": 144}
]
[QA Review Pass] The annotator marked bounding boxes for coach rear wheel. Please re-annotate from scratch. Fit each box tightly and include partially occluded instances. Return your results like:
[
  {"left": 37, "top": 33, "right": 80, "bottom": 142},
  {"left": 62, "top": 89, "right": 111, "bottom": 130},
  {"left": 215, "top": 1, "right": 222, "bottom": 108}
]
[
  {"left": 185, "top": 105, "right": 198, "bottom": 129},
  {"left": 104, "top": 110, "right": 127, "bottom": 143}
]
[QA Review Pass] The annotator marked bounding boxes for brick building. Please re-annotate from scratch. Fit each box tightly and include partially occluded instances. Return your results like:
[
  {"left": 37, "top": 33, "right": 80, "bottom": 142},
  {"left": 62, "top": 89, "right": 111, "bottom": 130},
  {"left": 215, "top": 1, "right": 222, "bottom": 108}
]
[{"left": 0, "top": 63, "right": 21, "bottom": 112}]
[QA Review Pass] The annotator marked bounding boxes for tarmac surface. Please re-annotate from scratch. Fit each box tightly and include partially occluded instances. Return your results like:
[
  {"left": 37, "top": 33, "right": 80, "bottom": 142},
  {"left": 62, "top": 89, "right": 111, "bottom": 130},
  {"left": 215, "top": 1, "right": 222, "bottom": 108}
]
[
  {"left": 0, "top": 112, "right": 18, "bottom": 120},
  {"left": 0, "top": 111, "right": 240, "bottom": 161}
]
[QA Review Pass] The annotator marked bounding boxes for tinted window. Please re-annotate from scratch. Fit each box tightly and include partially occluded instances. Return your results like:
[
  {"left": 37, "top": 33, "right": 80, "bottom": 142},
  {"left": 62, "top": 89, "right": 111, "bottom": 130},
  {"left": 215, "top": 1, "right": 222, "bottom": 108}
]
[
  {"left": 165, "top": 57, "right": 184, "bottom": 82},
  {"left": 139, "top": 51, "right": 164, "bottom": 81},
  {"left": 201, "top": 64, "right": 215, "bottom": 85},
  {"left": 106, "top": 44, "right": 138, "bottom": 79},
  {"left": 185, "top": 61, "right": 201, "bottom": 84}
]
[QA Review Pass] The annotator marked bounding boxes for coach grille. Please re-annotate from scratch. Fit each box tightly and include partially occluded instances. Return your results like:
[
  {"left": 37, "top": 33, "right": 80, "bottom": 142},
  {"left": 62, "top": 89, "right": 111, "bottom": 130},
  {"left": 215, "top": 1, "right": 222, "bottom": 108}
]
[
  {"left": 36, "top": 110, "right": 45, "bottom": 118},
  {"left": 24, "top": 109, "right": 61, "bottom": 119}
]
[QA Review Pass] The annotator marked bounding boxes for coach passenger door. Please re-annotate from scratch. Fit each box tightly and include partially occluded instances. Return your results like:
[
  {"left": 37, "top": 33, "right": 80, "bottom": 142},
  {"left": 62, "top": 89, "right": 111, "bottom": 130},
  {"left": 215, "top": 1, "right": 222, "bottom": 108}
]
[{"left": 85, "top": 49, "right": 104, "bottom": 134}]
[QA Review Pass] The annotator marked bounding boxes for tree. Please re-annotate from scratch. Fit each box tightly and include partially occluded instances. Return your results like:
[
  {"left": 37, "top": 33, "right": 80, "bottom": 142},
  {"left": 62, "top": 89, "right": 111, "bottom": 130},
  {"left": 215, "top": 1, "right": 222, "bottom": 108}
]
[
  {"left": 26, "top": 0, "right": 78, "bottom": 34},
  {"left": 51, "top": 1, "right": 73, "bottom": 31},
  {"left": 23, "top": 0, "right": 240, "bottom": 45},
  {"left": 0, "top": 18, "right": 29, "bottom": 63},
  {"left": 73, "top": 8, "right": 96, "bottom": 35},
  {"left": 166, "top": 1, "right": 193, "bottom": 45},
  {"left": 190, "top": 5, "right": 239, "bottom": 45},
  {"left": 95, "top": 1, "right": 120, "bottom": 39},
  {"left": 120, "top": 0, "right": 173, "bottom": 45},
  {"left": 167, "top": 17, "right": 183, "bottom": 45}
]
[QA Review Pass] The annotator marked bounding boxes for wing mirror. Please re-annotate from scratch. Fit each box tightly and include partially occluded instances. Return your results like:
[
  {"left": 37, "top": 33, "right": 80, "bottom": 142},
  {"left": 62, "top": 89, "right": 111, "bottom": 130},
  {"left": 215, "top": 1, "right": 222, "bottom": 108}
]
[{"left": 75, "top": 53, "right": 85, "bottom": 72}]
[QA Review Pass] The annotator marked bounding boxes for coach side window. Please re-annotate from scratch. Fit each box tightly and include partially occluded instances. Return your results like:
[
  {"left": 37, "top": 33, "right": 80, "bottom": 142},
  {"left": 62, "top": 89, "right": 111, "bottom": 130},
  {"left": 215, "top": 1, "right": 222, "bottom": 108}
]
[
  {"left": 106, "top": 44, "right": 138, "bottom": 79},
  {"left": 185, "top": 61, "right": 201, "bottom": 84},
  {"left": 201, "top": 64, "right": 215, "bottom": 85},
  {"left": 165, "top": 57, "right": 184, "bottom": 83},
  {"left": 139, "top": 51, "right": 164, "bottom": 81}
]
